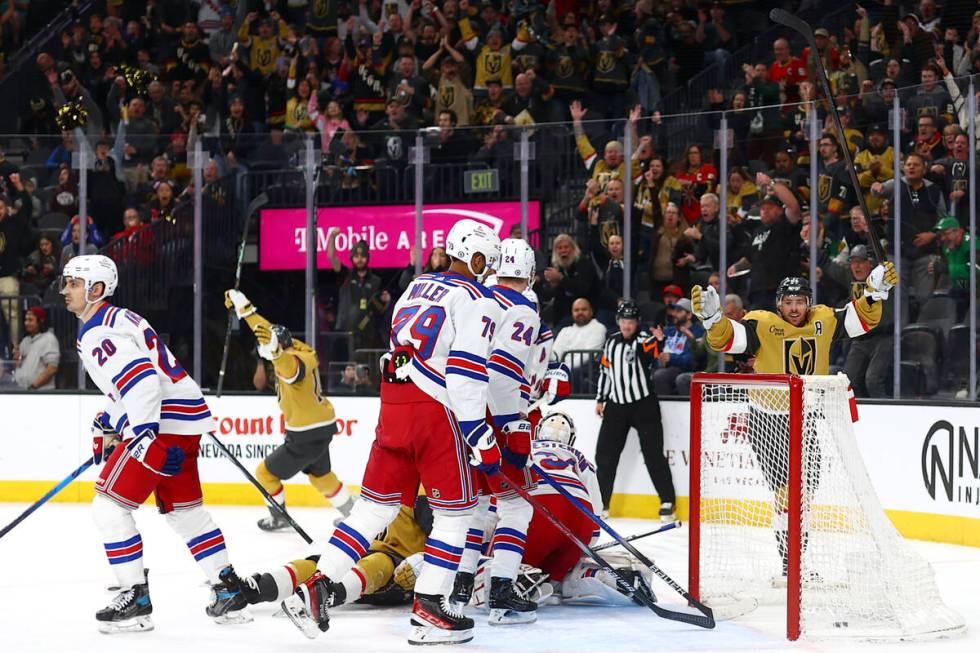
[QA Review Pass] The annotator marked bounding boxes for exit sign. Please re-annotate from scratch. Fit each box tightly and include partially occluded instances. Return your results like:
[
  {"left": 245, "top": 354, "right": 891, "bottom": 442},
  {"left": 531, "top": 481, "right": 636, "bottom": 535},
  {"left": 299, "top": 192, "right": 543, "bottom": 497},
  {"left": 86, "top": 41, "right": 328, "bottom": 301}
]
[{"left": 464, "top": 168, "right": 499, "bottom": 194}]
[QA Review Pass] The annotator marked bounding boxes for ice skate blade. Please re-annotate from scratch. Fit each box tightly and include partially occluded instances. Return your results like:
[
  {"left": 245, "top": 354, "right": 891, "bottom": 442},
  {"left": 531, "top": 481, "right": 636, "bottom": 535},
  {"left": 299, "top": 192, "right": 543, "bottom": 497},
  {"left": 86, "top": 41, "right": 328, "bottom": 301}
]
[
  {"left": 257, "top": 519, "right": 291, "bottom": 532},
  {"left": 212, "top": 608, "right": 254, "bottom": 625},
  {"left": 408, "top": 622, "right": 473, "bottom": 645},
  {"left": 489, "top": 608, "right": 537, "bottom": 625},
  {"left": 281, "top": 595, "right": 327, "bottom": 639},
  {"left": 98, "top": 615, "right": 154, "bottom": 634}
]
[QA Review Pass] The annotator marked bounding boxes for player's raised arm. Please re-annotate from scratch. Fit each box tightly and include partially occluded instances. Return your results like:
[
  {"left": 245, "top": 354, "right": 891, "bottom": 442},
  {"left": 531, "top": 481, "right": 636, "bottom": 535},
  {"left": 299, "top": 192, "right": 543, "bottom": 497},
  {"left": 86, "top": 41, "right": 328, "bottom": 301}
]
[
  {"left": 834, "top": 261, "right": 897, "bottom": 338},
  {"left": 691, "top": 284, "right": 759, "bottom": 356}
]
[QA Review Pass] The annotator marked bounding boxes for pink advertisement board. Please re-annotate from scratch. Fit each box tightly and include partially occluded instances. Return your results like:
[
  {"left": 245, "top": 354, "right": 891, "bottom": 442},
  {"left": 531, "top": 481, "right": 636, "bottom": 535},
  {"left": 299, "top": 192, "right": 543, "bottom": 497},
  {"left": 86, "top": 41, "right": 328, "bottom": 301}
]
[{"left": 259, "top": 202, "right": 540, "bottom": 270}]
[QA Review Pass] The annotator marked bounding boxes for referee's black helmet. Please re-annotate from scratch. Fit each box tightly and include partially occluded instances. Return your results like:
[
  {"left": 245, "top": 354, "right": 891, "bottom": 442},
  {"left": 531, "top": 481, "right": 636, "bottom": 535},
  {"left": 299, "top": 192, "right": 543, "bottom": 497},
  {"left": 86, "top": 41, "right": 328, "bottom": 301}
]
[{"left": 616, "top": 299, "right": 640, "bottom": 320}]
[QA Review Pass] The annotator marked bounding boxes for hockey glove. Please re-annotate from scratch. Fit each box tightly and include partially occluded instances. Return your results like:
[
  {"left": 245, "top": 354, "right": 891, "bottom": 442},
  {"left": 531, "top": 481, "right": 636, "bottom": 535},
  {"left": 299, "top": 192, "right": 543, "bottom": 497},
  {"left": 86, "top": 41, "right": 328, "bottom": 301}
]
[
  {"left": 543, "top": 363, "right": 571, "bottom": 405},
  {"left": 91, "top": 412, "right": 120, "bottom": 465},
  {"left": 393, "top": 552, "right": 424, "bottom": 591},
  {"left": 254, "top": 324, "right": 282, "bottom": 360},
  {"left": 224, "top": 289, "right": 256, "bottom": 318},
  {"left": 864, "top": 261, "right": 897, "bottom": 301},
  {"left": 500, "top": 420, "right": 532, "bottom": 469},
  {"left": 691, "top": 285, "right": 722, "bottom": 329},
  {"left": 127, "top": 431, "right": 185, "bottom": 476},
  {"left": 464, "top": 422, "right": 501, "bottom": 475}
]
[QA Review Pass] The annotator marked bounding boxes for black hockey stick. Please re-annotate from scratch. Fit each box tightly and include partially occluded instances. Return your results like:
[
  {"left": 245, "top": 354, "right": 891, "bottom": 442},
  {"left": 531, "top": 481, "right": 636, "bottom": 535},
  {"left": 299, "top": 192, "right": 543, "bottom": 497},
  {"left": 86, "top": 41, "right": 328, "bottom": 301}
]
[
  {"left": 0, "top": 454, "right": 96, "bottom": 540},
  {"left": 216, "top": 192, "right": 269, "bottom": 398},
  {"left": 592, "top": 521, "right": 681, "bottom": 553},
  {"left": 206, "top": 432, "right": 314, "bottom": 544},
  {"left": 499, "top": 473, "right": 713, "bottom": 628},
  {"left": 769, "top": 8, "right": 887, "bottom": 263},
  {"left": 531, "top": 464, "right": 715, "bottom": 628}
]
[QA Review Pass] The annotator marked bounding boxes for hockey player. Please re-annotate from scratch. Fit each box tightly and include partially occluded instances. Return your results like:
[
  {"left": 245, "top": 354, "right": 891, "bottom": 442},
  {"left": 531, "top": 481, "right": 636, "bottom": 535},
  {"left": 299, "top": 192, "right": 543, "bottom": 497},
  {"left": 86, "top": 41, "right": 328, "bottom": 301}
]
[
  {"left": 281, "top": 219, "right": 503, "bottom": 645},
  {"left": 470, "top": 412, "right": 653, "bottom": 607},
  {"left": 61, "top": 255, "right": 249, "bottom": 633},
  {"left": 690, "top": 267, "right": 896, "bottom": 578},
  {"left": 223, "top": 290, "right": 353, "bottom": 530},
  {"left": 224, "top": 495, "right": 434, "bottom": 638},
  {"left": 450, "top": 238, "right": 541, "bottom": 625}
]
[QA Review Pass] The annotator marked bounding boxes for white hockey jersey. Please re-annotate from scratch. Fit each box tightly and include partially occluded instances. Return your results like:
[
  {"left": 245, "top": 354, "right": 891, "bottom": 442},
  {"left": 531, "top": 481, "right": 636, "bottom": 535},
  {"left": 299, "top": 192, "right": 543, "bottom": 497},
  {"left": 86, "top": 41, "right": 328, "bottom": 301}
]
[
  {"left": 77, "top": 303, "right": 213, "bottom": 440},
  {"left": 390, "top": 272, "right": 501, "bottom": 434},
  {"left": 530, "top": 440, "right": 602, "bottom": 519},
  {"left": 525, "top": 324, "right": 555, "bottom": 405},
  {"left": 486, "top": 285, "right": 539, "bottom": 427}
]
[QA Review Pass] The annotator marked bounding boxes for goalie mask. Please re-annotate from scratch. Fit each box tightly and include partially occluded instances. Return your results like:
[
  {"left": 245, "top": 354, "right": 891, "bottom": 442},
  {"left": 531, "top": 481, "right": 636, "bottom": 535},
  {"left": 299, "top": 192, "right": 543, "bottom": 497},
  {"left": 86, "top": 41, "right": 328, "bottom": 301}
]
[{"left": 536, "top": 411, "right": 576, "bottom": 447}]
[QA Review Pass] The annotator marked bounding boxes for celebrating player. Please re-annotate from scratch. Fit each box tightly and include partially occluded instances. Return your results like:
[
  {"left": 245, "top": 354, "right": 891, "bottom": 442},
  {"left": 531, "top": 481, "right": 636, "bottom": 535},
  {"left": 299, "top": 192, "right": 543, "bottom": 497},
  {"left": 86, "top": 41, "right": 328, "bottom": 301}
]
[
  {"left": 451, "top": 238, "right": 540, "bottom": 625},
  {"left": 61, "top": 255, "right": 250, "bottom": 633},
  {"left": 281, "top": 219, "right": 502, "bottom": 645},
  {"left": 223, "top": 290, "right": 353, "bottom": 530},
  {"left": 690, "top": 267, "right": 897, "bottom": 577}
]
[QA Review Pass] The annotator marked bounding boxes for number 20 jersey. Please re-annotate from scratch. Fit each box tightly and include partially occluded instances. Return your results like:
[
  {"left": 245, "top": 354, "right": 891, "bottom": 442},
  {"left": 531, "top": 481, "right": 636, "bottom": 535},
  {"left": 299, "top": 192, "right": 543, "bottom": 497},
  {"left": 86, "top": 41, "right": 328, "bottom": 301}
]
[
  {"left": 390, "top": 272, "right": 501, "bottom": 433},
  {"left": 77, "top": 303, "right": 213, "bottom": 439}
]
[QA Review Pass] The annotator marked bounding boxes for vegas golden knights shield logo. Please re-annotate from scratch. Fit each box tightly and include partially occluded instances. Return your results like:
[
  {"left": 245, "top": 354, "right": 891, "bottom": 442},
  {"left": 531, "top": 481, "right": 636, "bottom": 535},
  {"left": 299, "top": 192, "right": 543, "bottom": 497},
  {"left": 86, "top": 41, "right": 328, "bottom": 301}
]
[
  {"left": 557, "top": 56, "right": 574, "bottom": 78},
  {"left": 440, "top": 84, "right": 455, "bottom": 108},
  {"left": 817, "top": 174, "right": 832, "bottom": 204},
  {"left": 597, "top": 50, "right": 615, "bottom": 74},
  {"left": 784, "top": 338, "right": 817, "bottom": 375},
  {"left": 314, "top": 0, "right": 328, "bottom": 15},
  {"left": 485, "top": 52, "right": 502, "bottom": 75}
]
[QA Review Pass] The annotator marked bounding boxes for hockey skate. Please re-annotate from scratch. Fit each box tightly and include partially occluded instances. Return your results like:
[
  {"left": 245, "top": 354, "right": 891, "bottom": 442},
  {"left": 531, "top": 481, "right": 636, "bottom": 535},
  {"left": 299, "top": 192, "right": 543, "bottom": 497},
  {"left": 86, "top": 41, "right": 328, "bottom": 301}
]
[
  {"left": 96, "top": 576, "right": 154, "bottom": 634},
  {"left": 220, "top": 566, "right": 265, "bottom": 605},
  {"left": 206, "top": 566, "right": 254, "bottom": 624},
  {"left": 257, "top": 506, "right": 291, "bottom": 532},
  {"left": 449, "top": 571, "right": 475, "bottom": 611},
  {"left": 659, "top": 501, "right": 676, "bottom": 522},
  {"left": 332, "top": 496, "right": 354, "bottom": 527},
  {"left": 488, "top": 577, "right": 537, "bottom": 625},
  {"left": 409, "top": 593, "right": 474, "bottom": 645},
  {"left": 281, "top": 572, "right": 333, "bottom": 639}
]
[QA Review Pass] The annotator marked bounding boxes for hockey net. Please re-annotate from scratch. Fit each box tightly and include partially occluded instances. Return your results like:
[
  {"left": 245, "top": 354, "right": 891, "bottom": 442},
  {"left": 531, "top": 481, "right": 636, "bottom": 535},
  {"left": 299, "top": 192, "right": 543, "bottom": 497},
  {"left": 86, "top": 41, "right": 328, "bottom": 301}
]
[{"left": 688, "top": 373, "right": 964, "bottom": 641}]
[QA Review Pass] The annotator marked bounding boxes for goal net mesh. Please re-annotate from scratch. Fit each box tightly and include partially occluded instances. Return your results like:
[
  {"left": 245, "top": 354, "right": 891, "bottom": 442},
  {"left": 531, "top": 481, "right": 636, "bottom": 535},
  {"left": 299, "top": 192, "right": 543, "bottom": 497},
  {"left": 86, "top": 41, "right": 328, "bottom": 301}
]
[{"left": 694, "top": 375, "right": 963, "bottom": 640}]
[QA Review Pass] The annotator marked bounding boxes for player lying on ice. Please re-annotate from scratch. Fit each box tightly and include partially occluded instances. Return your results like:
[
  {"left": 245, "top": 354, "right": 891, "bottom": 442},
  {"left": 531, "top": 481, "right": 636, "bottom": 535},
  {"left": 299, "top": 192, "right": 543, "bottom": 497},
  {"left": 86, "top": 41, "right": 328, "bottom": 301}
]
[
  {"left": 222, "top": 412, "right": 656, "bottom": 638},
  {"left": 61, "top": 255, "right": 251, "bottom": 633}
]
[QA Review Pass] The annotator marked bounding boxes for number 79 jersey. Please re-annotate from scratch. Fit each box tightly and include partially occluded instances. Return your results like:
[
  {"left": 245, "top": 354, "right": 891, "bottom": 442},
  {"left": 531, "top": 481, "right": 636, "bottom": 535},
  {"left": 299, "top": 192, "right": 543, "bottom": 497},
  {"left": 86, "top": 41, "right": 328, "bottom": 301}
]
[
  {"left": 77, "top": 303, "right": 213, "bottom": 439},
  {"left": 390, "top": 272, "right": 501, "bottom": 431}
]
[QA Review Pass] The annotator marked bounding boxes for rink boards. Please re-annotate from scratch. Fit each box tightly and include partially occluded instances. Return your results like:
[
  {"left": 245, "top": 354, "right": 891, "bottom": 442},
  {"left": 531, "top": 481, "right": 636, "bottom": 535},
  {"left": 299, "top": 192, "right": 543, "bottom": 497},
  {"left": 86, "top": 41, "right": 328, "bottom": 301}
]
[{"left": 0, "top": 393, "right": 977, "bottom": 546}]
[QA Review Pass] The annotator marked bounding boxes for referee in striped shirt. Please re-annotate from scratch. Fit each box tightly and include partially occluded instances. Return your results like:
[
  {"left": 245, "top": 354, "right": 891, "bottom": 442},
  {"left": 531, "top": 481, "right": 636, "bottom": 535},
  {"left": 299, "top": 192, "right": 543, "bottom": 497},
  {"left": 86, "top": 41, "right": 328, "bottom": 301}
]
[{"left": 595, "top": 300, "right": 676, "bottom": 520}]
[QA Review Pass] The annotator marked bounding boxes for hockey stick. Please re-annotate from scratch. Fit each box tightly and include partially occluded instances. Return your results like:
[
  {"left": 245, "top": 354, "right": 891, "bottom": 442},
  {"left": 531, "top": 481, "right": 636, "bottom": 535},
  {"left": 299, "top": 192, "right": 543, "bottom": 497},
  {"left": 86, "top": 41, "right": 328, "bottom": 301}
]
[
  {"left": 592, "top": 521, "right": 681, "bottom": 553},
  {"left": 205, "top": 432, "right": 314, "bottom": 544},
  {"left": 216, "top": 192, "right": 269, "bottom": 398},
  {"left": 498, "top": 473, "right": 713, "bottom": 628},
  {"left": 0, "top": 455, "right": 96, "bottom": 540},
  {"left": 531, "top": 464, "right": 714, "bottom": 627},
  {"left": 769, "top": 8, "right": 887, "bottom": 263}
]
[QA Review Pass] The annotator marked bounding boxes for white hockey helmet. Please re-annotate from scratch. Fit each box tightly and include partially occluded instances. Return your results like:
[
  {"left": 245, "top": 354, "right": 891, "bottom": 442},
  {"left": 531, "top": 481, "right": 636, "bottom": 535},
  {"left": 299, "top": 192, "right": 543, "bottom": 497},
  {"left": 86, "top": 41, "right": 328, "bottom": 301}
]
[
  {"left": 60, "top": 255, "right": 118, "bottom": 303},
  {"left": 445, "top": 219, "right": 501, "bottom": 281},
  {"left": 496, "top": 238, "right": 536, "bottom": 282},
  {"left": 536, "top": 411, "right": 576, "bottom": 447}
]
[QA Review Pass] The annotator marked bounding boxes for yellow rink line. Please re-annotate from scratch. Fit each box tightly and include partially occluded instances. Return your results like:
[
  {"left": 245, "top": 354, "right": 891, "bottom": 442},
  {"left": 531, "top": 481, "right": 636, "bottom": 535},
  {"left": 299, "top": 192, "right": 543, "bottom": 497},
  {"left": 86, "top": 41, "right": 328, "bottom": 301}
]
[{"left": 3, "top": 482, "right": 978, "bottom": 547}]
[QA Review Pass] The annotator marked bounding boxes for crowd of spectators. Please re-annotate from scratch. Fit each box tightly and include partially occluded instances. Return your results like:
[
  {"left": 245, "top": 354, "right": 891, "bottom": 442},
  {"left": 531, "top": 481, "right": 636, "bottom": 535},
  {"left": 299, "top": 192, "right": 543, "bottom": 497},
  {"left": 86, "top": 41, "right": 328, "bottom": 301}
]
[{"left": 0, "top": 1, "right": 978, "bottom": 396}]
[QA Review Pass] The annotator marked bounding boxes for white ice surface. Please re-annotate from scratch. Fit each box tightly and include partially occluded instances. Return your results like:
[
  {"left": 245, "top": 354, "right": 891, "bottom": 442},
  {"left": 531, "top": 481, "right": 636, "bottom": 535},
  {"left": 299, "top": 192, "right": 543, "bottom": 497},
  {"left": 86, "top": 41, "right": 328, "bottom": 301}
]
[{"left": 1, "top": 503, "right": 977, "bottom": 653}]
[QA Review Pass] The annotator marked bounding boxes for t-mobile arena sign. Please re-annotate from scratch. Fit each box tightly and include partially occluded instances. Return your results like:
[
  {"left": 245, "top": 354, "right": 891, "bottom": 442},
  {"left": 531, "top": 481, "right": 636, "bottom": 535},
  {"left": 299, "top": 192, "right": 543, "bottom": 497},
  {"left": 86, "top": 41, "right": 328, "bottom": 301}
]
[{"left": 259, "top": 202, "right": 540, "bottom": 269}]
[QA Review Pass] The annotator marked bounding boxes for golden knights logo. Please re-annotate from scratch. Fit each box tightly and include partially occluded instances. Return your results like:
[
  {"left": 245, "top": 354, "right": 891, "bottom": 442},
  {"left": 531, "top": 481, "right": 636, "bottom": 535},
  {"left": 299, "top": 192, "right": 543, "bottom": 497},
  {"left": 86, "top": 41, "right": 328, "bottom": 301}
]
[
  {"left": 596, "top": 50, "right": 615, "bottom": 74},
  {"left": 783, "top": 337, "right": 816, "bottom": 375},
  {"left": 314, "top": 0, "right": 329, "bottom": 16},
  {"left": 440, "top": 84, "right": 455, "bottom": 108},
  {"left": 485, "top": 51, "right": 502, "bottom": 75},
  {"left": 556, "top": 55, "right": 574, "bottom": 78},
  {"left": 817, "top": 173, "right": 832, "bottom": 204}
]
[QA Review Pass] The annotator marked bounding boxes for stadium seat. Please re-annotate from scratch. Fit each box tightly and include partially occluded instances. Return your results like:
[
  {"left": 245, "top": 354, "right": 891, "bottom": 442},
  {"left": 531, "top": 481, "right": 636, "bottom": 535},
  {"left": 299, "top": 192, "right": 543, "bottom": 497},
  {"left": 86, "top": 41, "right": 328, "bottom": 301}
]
[
  {"left": 900, "top": 325, "right": 942, "bottom": 396},
  {"left": 38, "top": 211, "right": 70, "bottom": 232},
  {"left": 945, "top": 325, "right": 977, "bottom": 390},
  {"left": 917, "top": 293, "right": 956, "bottom": 340}
]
